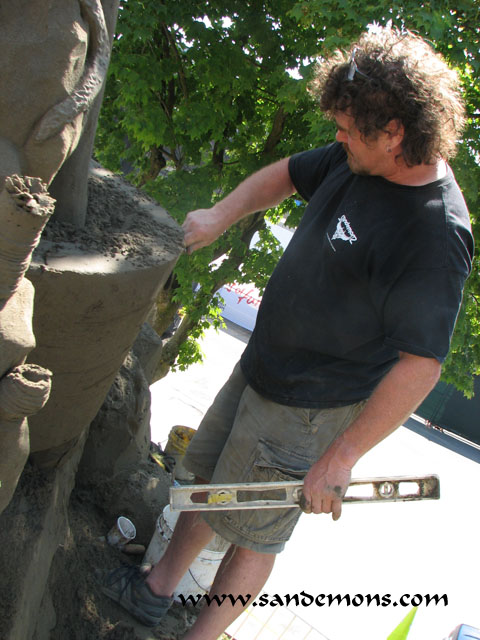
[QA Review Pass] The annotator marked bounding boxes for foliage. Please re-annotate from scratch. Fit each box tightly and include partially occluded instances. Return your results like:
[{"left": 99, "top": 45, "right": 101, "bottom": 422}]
[{"left": 95, "top": 0, "right": 480, "bottom": 392}]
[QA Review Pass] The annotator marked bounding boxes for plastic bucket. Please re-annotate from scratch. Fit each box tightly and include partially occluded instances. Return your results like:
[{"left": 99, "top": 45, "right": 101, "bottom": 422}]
[
  {"left": 164, "top": 425, "right": 196, "bottom": 482},
  {"left": 144, "top": 505, "right": 228, "bottom": 600}
]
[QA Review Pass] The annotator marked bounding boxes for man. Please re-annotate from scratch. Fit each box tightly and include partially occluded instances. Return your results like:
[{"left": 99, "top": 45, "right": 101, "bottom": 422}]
[{"left": 103, "top": 25, "right": 474, "bottom": 639}]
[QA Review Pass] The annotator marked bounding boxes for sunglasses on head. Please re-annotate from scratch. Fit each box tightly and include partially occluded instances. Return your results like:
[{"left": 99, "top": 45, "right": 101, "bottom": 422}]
[{"left": 346, "top": 48, "right": 371, "bottom": 82}]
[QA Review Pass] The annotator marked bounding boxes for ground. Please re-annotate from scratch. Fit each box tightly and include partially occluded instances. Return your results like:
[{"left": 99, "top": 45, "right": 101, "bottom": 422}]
[{"left": 46, "top": 457, "right": 203, "bottom": 640}]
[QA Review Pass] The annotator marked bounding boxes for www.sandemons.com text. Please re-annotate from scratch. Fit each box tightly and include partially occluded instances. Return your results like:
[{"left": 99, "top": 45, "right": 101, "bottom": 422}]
[{"left": 177, "top": 591, "right": 448, "bottom": 609}]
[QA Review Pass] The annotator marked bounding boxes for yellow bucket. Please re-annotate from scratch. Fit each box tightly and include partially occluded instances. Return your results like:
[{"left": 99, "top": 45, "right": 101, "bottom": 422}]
[{"left": 164, "top": 425, "right": 196, "bottom": 481}]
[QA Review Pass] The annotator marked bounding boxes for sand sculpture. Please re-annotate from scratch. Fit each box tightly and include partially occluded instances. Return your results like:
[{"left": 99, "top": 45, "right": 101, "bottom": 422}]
[
  {"left": 0, "top": 3, "right": 183, "bottom": 637},
  {"left": 0, "top": 4, "right": 185, "bottom": 638},
  {"left": 0, "top": 0, "right": 110, "bottom": 189},
  {"left": 0, "top": 176, "right": 54, "bottom": 514},
  {"left": 0, "top": 0, "right": 182, "bottom": 511},
  {"left": 0, "top": 0, "right": 113, "bottom": 515}
]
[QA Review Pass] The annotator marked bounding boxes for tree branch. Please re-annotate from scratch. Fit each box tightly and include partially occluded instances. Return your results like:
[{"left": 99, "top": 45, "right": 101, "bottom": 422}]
[
  {"left": 263, "top": 106, "right": 287, "bottom": 155},
  {"left": 161, "top": 22, "right": 188, "bottom": 100}
]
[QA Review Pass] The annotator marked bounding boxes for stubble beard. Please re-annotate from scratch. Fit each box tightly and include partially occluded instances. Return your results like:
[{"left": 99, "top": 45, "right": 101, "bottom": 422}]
[{"left": 345, "top": 149, "right": 370, "bottom": 177}]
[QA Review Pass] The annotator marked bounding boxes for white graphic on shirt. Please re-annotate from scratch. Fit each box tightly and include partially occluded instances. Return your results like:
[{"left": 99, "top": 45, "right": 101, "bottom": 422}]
[{"left": 331, "top": 215, "right": 357, "bottom": 245}]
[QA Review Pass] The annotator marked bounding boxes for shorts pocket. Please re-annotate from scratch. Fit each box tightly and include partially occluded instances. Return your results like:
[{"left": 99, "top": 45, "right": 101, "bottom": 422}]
[
  {"left": 254, "top": 437, "right": 316, "bottom": 477},
  {"left": 223, "top": 438, "right": 316, "bottom": 545},
  {"left": 240, "top": 438, "right": 315, "bottom": 500}
]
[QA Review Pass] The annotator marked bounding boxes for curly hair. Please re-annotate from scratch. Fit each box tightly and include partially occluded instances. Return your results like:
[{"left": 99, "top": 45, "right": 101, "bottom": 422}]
[{"left": 311, "top": 25, "right": 466, "bottom": 165}]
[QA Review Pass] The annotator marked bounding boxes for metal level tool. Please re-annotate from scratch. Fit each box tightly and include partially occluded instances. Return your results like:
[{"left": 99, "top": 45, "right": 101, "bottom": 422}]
[{"left": 170, "top": 474, "right": 440, "bottom": 512}]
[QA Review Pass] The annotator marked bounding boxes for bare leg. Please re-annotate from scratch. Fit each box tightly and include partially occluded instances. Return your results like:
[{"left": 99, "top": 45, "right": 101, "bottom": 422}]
[
  {"left": 182, "top": 545, "right": 276, "bottom": 640},
  {"left": 145, "top": 511, "right": 216, "bottom": 597}
]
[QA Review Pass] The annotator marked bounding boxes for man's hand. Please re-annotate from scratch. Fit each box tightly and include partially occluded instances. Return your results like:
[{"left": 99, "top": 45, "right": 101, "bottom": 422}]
[
  {"left": 182, "top": 207, "right": 227, "bottom": 254},
  {"left": 300, "top": 456, "right": 352, "bottom": 521},
  {"left": 299, "top": 352, "right": 441, "bottom": 521},
  {"left": 181, "top": 158, "right": 295, "bottom": 254}
]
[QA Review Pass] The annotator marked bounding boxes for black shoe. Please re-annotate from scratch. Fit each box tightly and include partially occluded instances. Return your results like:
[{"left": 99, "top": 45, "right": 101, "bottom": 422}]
[{"left": 102, "top": 565, "right": 173, "bottom": 627}]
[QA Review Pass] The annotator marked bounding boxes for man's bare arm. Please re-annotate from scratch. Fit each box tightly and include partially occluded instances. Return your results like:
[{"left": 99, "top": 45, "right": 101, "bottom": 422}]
[
  {"left": 302, "top": 351, "right": 442, "bottom": 520},
  {"left": 182, "top": 157, "right": 295, "bottom": 253}
]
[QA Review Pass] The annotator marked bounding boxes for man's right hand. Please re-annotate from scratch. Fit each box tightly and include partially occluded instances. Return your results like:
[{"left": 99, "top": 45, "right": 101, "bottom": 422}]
[
  {"left": 181, "top": 158, "right": 295, "bottom": 254},
  {"left": 182, "top": 207, "right": 227, "bottom": 254}
]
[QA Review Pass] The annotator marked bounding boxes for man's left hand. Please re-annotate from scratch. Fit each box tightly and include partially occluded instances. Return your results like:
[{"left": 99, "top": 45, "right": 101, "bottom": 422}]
[{"left": 300, "top": 457, "right": 352, "bottom": 521}]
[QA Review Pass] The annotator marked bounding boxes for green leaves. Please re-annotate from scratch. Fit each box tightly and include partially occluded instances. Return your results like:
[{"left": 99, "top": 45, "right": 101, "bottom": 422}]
[{"left": 95, "top": 1, "right": 480, "bottom": 389}]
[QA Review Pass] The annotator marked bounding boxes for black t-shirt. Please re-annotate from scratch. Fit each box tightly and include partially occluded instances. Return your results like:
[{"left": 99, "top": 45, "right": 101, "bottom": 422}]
[{"left": 240, "top": 142, "right": 474, "bottom": 408}]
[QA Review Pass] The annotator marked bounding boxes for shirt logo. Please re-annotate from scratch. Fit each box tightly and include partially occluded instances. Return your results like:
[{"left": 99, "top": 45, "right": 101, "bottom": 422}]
[{"left": 331, "top": 215, "right": 357, "bottom": 245}]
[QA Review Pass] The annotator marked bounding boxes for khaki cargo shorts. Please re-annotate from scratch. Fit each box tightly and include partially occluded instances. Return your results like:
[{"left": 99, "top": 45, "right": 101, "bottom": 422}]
[{"left": 183, "top": 362, "right": 365, "bottom": 554}]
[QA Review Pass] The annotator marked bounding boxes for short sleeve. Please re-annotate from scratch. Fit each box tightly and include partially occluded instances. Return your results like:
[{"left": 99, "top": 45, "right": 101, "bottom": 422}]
[
  {"left": 288, "top": 143, "right": 346, "bottom": 202},
  {"left": 383, "top": 268, "right": 468, "bottom": 361}
]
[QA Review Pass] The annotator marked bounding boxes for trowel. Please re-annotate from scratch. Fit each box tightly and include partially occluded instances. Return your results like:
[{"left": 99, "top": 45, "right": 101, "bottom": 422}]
[{"left": 170, "top": 474, "right": 440, "bottom": 512}]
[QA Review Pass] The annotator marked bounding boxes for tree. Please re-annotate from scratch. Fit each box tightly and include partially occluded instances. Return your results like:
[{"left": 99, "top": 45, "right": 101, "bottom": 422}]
[{"left": 95, "top": 0, "right": 480, "bottom": 395}]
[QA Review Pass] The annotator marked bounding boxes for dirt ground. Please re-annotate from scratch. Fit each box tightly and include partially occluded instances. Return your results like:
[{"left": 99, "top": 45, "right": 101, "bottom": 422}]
[{"left": 46, "top": 455, "right": 202, "bottom": 640}]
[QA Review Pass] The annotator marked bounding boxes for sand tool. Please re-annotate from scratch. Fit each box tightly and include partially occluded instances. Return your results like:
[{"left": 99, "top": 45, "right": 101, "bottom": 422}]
[{"left": 170, "top": 474, "right": 440, "bottom": 512}]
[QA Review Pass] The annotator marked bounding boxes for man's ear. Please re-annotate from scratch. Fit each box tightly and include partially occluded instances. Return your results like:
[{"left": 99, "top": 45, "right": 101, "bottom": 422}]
[{"left": 385, "top": 119, "right": 404, "bottom": 146}]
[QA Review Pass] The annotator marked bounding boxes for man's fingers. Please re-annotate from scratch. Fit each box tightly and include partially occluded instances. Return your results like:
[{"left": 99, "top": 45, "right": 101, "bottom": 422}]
[
  {"left": 306, "top": 497, "right": 332, "bottom": 516},
  {"left": 299, "top": 491, "right": 312, "bottom": 514},
  {"left": 183, "top": 240, "right": 203, "bottom": 254},
  {"left": 331, "top": 499, "right": 342, "bottom": 521},
  {"left": 300, "top": 480, "right": 346, "bottom": 518},
  {"left": 316, "top": 499, "right": 331, "bottom": 516},
  {"left": 182, "top": 232, "right": 195, "bottom": 252},
  {"left": 300, "top": 494, "right": 343, "bottom": 520}
]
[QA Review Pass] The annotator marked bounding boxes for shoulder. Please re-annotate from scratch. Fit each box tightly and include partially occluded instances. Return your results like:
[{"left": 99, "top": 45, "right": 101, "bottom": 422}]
[
  {"left": 383, "top": 171, "right": 473, "bottom": 274},
  {"left": 289, "top": 142, "right": 346, "bottom": 176},
  {"left": 288, "top": 143, "right": 347, "bottom": 201},
  {"left": 441, "top": 171, "right": 474, "bottom": 274}
]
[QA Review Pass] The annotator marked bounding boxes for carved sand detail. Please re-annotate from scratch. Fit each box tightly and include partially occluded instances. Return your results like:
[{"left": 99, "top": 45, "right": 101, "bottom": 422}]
[
  {"left": 32, "top": 0, "right": 110, "bottom": 144},
  {"left": 0, "top": 364, "right": 52, "bottom": 516},
  {"left": 0, "top": 176, "right": 55, "bottom": 299},
  {"left": 0, "top": 174, "right": 55, "bottom": 515},
  {"left": 0, "top": 364, "right": 52, "bottom": 420},
  {"left": 0, "top": 4, "right": 183, "bottom": 637},
  {"left": 0, "top": 0, "right": 114, "bottom": 518}
]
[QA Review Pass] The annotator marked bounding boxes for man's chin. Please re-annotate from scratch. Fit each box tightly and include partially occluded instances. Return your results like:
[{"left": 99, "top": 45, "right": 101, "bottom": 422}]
[{"left": 346, "top": 155, "right": 370, "bottom": 177}]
